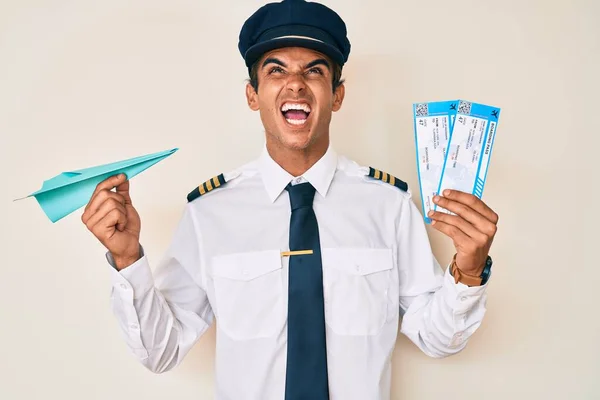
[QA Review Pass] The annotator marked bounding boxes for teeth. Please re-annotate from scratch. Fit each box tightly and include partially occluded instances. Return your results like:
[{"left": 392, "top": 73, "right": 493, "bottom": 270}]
[
  {"left": 286, "top": 118, "right": 307, "bottom": 125},
  {"left": 281, "top": 102, "right": 311, "bottom": 113}
]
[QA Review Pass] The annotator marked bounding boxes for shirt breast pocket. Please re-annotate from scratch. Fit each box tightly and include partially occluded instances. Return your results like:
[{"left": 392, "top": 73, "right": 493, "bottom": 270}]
[
  {"left": 322, "top": 248, "right": 395, "bottom": 336},
  {"left": 210, "top": 250, "right": 285, "bottom": 341}
]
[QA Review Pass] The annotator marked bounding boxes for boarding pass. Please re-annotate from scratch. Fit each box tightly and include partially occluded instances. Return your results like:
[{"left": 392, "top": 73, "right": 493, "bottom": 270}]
[
  {"left": 413, "top": 100, "right": 458, "bottom": 223},
  {"left": 413, "top": 100, "right": 501, "bottom": 221}
]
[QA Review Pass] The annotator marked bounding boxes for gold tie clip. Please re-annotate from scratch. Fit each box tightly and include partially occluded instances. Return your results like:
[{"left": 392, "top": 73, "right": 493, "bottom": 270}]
[{"left": 281, "top": 250, "right": 313, "bottom": 257}]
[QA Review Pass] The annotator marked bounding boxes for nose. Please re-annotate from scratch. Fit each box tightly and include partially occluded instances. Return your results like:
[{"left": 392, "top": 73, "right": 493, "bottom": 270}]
[{"left": 286, "top": 73, "right": 306, "bottom": 94}]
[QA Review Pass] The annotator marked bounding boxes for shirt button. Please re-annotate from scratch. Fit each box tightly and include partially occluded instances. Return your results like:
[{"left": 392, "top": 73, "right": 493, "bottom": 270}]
[
  {"left": 460, "top": 296, "right": 467, "bottom": 302},
  {"left": 296, "top": 177, "right": 303, "bottom": 184},
  {"left": 120, "top": 284, "right": 128, "bottom": 290},
  {"left": 130, "top": 324, "right": 139, "bottom": 330}
]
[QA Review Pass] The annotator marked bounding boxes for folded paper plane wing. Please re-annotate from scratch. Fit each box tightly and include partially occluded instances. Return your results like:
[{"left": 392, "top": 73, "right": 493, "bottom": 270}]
[{"left": 15, "top": 148, "right": 178, "bottom": 223}]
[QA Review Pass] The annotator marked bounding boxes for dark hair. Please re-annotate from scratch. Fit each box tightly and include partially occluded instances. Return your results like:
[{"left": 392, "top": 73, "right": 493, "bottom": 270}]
[{"left": 248, "top": 60, "right": 345, "bottom": 93}]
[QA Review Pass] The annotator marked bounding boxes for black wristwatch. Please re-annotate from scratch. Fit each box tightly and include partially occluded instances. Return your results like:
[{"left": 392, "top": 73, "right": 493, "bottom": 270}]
[{"left": 480, "top": 255, "right": 493, "bottom": 285}]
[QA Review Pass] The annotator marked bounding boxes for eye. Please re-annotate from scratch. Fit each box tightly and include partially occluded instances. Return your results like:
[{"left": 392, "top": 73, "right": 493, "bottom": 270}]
[
  {"left": 307, "top": 67, "right": 323, "bottom": 75},
  {"left": 269, "top": 66, "right": 284, "bottom": 74}
]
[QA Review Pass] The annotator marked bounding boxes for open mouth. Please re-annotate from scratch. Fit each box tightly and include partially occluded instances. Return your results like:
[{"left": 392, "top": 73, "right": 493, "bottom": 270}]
[{"left": 281, "top": 102, "right": 311, "bottom": 126}]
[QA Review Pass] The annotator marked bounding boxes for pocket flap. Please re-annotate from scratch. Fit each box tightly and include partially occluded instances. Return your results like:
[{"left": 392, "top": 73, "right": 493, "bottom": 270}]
[
  {"left": 322, "top": 248, "right": 393, "bottom": 276},
  {"left": 210, "top": 250, "right": 282, "bottom": 281}
]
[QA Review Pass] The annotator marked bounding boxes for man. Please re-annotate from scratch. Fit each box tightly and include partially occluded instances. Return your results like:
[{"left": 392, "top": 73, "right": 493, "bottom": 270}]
[{"left": 82, "top": 1, "right": 498, "bottom": 399}]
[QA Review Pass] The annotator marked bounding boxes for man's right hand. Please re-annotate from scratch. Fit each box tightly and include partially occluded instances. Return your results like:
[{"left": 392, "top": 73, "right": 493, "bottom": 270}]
[{"left": 82, "top": 174, "right": 142, "bottom": 270}]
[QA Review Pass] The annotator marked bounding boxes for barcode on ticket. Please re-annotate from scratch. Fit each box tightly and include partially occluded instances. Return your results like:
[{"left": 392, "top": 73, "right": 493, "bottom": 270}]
[{"left": 415, "top": 103, "right": 429, "bottom": 117}]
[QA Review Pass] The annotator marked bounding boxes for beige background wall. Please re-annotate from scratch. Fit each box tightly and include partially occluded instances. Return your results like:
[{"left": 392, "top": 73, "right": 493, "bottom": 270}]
[{"left": 1, "top": 0, "right": 598, "bottom": 399}]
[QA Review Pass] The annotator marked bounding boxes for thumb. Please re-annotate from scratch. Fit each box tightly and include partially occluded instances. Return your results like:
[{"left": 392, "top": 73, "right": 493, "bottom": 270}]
[{"left": 116, "top": 176, "right": 133, "bottom": 204}]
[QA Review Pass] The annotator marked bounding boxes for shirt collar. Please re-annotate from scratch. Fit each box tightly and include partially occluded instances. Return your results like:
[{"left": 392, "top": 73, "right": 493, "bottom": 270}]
[{"left": 258, "top": 144, "right": 338, "bottom": 203}]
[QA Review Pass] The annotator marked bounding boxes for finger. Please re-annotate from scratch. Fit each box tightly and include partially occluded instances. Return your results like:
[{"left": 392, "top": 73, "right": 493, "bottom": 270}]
[
  {"left": 86, "top": 174, "right": 127, "bottom": 210},
  {"left": 84, "top": 197, "right": 127, "bottom": 230},
  {"left": 428, "top": 210, "right": 488, "bottom": 243},
  {"left": 430, "top": 219, "right": 472, "bottom": 248},
  {"left": 116, "top": 179, "right": 132, "bottom": 205},
  {"left": 440, "top": 190, "right": 498, "bottom": 224},
  {"left": 85, "top": 199, "right": 127, "bottom": 231},
  {"left": 82, "top": 190, "right": 126, "bottom": 224},
  {"left": 434, "top": 195, "right": 497, "bottom": 237},
  {"left": 90, "top": 208, "right": 127, "bottom": 239}
]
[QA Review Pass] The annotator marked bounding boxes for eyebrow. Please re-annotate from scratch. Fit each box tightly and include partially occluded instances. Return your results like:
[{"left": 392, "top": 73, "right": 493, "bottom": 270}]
[
  {"left": 305, "top": 58, "right": 330, "bottom": 71},
  {"left": 262, "top": 58, "right": 287, "bottom": 69},
  {"left": 261, "top": 57, "right": 331, "bottom": 71}
]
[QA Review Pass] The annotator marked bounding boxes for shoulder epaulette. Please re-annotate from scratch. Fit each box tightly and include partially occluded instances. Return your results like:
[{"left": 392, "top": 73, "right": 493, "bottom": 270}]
[
  {"left": 367, "top": 167, "right": 408, "bottom": 192},
  {"left": 187, "top": 174, "right": 227, "bottom": 202}
]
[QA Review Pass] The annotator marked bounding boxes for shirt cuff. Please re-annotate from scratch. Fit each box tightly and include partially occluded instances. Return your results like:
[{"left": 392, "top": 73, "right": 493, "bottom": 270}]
[
  {"left": 105, "top": 244, "right": 144, "bottom": 270},
  {"left": 443, "top": 264, "right": 488, "bottom": 313},
  {"left": 107, "top": 246, "right": 155, "bottom": 299}
]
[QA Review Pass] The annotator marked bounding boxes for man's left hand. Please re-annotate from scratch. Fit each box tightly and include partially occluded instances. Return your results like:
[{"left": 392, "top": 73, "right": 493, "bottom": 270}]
[{"left": 428, "top": 189, "right": 499, "bottom": 275}]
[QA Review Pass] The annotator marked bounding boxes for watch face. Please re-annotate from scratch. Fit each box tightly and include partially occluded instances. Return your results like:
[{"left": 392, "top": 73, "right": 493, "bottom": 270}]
[{"left": 481, "top": 256, "right": 492, "bottom": 284}]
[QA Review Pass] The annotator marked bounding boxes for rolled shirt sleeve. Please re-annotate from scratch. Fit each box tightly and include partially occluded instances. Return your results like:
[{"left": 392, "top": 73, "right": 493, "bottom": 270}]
[
  {"left": 396, "top": 197, "right": 489, "bottom": 358},
  {"left": 106, "top": 204, "right": 214, "bottom": 372}
]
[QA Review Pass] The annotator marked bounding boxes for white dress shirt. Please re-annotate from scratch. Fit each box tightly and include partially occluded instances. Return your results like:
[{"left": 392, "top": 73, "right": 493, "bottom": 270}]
[{"left": 107, "top": 145, "right": 489, "bottom": 400}]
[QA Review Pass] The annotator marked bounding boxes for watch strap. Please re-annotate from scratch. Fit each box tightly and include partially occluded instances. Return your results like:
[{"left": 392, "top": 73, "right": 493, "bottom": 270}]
[{"left": 450, "top": 254, "right": 483, "bottom": 286}]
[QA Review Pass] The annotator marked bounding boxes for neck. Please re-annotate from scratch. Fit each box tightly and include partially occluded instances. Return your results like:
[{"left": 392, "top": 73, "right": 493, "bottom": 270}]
[{"left": 266, "top": 138, "right": 329, "bottom": 177}]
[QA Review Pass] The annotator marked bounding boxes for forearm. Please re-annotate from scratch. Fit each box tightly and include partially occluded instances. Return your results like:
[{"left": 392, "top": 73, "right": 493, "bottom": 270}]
[
  {"left": 109, "top": 253, "right": 213, "bottom": 373},
  {"left": 399, "top": 267, "right": 487, "bottom": 358}
]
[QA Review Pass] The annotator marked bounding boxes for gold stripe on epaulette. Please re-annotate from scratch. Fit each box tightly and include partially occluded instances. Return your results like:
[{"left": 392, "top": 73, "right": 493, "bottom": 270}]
[
  {"left": 213, "top": 176, "right": 221, "bottom": 188},
  {"left": 206, "top": 179, "right": 213, "bottom": 191},
  {"left": 199, "top": 184, "right": 206, "bottom": 195},
  {"left": 367, "top": 166, "right": 408, "bottom": 192}
]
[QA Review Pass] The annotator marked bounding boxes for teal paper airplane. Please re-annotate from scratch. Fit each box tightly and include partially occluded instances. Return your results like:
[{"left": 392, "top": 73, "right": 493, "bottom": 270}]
[{"left": 16, "top": 148, "right": 178, "bottom": 223}]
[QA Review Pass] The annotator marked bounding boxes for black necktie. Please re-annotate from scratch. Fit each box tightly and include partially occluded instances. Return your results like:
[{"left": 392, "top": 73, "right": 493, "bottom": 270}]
[{"left": 284, "top": 182, "right": 329, "bottom": 400}]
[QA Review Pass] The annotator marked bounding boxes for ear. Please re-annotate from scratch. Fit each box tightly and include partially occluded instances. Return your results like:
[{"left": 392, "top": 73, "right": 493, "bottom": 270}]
[
  {"left": 332, "top": 83, "right": 345, "bottom": 112},
  {"left": 246, "top": 83, "right": 260, "bottom": 111}
]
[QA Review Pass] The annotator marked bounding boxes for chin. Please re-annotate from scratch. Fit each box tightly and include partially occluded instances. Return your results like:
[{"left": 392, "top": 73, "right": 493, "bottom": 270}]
[
  {"left": 270, "top": 117, "right": 313, "bottom": 149},
  {"left": 278, "top": 133, "right": 314, "bottom": 151}
]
